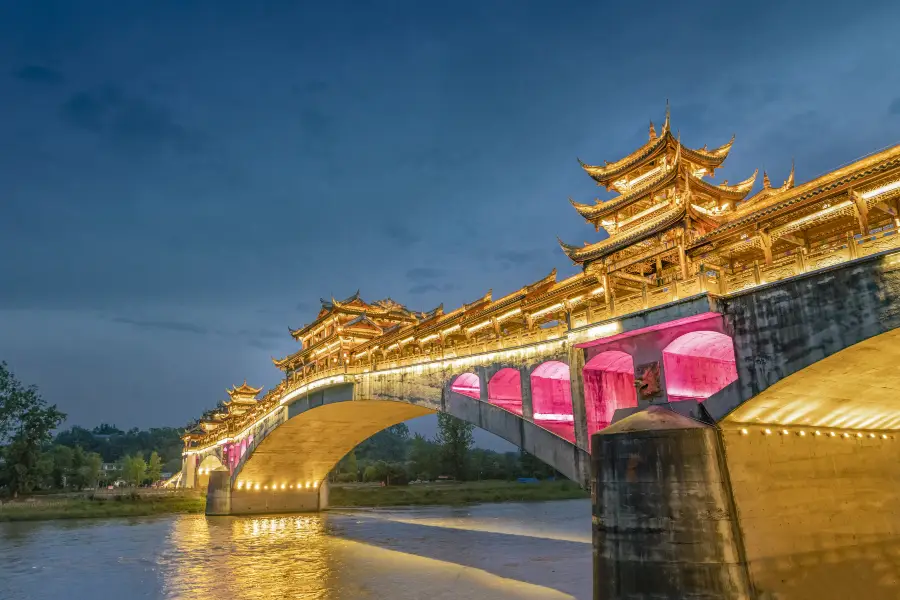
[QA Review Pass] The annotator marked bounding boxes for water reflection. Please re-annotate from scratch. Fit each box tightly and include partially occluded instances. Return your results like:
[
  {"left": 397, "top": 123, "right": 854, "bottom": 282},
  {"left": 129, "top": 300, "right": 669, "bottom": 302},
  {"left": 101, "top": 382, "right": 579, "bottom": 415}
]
[{"left": 0, "top": 500, "right": 590, "bottom": 600}]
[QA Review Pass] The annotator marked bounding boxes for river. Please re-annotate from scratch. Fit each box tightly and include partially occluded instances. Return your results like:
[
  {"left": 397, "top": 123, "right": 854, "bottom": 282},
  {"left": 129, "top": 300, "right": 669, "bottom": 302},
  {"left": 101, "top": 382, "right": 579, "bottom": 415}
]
[{"left": 0, "top": 499, "right": 592, "bottom": 600}]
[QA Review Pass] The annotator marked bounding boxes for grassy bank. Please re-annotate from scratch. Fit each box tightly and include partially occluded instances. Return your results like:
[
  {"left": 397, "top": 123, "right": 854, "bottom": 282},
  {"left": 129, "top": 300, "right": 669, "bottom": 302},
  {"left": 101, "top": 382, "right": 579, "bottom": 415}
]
[
  {"left": 0, "top": 490, "right": 206, "bottom": 522},
  {"left": 329, "top": 479, "right": 588, "bottom": 508}
]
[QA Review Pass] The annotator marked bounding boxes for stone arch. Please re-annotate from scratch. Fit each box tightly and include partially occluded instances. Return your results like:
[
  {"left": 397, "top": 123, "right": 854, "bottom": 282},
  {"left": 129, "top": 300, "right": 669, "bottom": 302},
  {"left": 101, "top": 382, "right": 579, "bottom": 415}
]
[
  {"left": 197, "top": 454, "right": 226, "bottom": 488},
  {"left": 531, "top": 360, "right": 575, "bottom": 442},
  {"left": 723, "top": 328, "right": 900, "bottom": 430},
  {"left": 487, "top": 368, "right": 522, "bottom": 415},
  {"left": 583, "top": 350, "right": 637, "bottom": 443},
  {"left": 228, "top": 382, "right": 589, "bottom": 499},
  {"left": 450, "top": 372, "right": 480, "bottom": 399},
  {"left": 662, "top": 330, "right": 737, "bottom": 401}
]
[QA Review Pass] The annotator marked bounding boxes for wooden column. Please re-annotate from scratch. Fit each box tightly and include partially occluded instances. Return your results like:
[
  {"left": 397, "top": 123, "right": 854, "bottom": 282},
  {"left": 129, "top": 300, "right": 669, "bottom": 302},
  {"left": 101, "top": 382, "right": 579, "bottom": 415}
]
[
  {"left": 677, "top": 240, "right": 688, "bottom": 279},
  {"left": 758, "top": 229, "right": 774, "bottom": 266}
]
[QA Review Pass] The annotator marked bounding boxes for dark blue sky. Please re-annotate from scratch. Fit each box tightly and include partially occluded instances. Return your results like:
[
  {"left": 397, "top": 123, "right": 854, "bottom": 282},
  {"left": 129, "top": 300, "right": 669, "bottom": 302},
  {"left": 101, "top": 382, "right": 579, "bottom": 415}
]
[{"left": 1, "top": 1, "right": 898, "bottom": 446}]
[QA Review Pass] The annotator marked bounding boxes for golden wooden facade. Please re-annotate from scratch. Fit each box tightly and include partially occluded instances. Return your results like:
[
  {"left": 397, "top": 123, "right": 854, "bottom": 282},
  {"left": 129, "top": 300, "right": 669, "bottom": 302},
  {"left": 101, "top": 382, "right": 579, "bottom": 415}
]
[{"left": 183, "top": 113, "right": 900, "bottom": 452}]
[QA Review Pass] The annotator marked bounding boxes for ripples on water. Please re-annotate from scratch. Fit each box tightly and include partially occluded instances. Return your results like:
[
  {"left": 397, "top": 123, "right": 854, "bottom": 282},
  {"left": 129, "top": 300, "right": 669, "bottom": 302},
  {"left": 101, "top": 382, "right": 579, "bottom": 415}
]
[{"left": 0, "top": 500, "right": 591, "bottom": 600}]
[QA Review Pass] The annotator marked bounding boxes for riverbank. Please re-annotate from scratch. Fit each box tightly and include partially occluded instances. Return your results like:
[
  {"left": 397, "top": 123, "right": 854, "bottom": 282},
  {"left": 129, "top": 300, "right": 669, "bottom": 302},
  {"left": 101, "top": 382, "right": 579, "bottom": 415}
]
[
  {"left": 329, "top": 480, "right": 588, "bottom": 508},
  {"left": 0, "top": 481, "right": 587, "bottom": 521},
  {"left": 0, "top": 490, "right": 206, "bottom": 522}
]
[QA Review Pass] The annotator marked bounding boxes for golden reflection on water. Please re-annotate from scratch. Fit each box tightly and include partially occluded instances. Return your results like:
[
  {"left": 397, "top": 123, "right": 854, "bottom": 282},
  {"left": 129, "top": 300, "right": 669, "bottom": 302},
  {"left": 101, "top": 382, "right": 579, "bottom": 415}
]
[{"left": 162, "top": 514, "right": 575, "bottom": 600}]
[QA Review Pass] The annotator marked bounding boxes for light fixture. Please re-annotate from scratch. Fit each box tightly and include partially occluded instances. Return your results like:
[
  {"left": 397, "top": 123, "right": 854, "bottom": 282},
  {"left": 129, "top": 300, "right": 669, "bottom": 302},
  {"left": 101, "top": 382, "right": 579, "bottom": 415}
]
[
  {"left": 763, "top": 428, "right": 772, "bottom": 435},
  {"left": 740, "top": 428, "right": 748, "bottom": 435},
  {"left": 829, "top": 432, "right": 837, "bottom": 437},
  {"left": 781, "top": 429, "right": 789, "bottom": 435},
  {"left": 255, "top": 483, "right": 260, "bottom": 490},
  {"left": 798, "top": 431, "right": 806, "bottom": 437},
  {"left": 281, "top": 483, "right": 286, "bottom": 489},
  {"left": 814, "top": 431, "right": 822, "bottom": 436}
]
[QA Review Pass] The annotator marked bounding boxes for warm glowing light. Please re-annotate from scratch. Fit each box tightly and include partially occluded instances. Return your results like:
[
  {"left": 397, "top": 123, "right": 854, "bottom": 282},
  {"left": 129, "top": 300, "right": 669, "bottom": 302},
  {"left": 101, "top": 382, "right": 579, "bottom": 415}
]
[
  {"left": 763, "top": 428, "right": 772, "bottom": 435},
  {"left": 843, "top": 433, "right": 850, "bottom": 438},
  {"left": 289, "top": 484, "right": 294, "bottom": 489},
  {"left": 798, "top": 431, "right": 806, "bottom": 437},
  {"left": 281, "top": 483, "right": 286, "bottom": 489},
  {"left": 584, "top": 321, "right": 621, "bottom": 340},
  {"left": 255, "top": 483, "right": 260, "bottom": 490},
  {"left": 590, "top": 286, "right": 605, "bottom": 296},
  {"left": 305, "top": 481, "right": 311, "bottom": 489},
  {"left": 829, "top": 432, "right": 836, "bottom": 437},
  {"left": 814, "top": 430, "right": 822, "bottom": 436},
  {"left": 467, "top": 320, "right": 491, "bottom": 333},
  {"left": 869, "top": 433, "right": 876, "bottom": 438},
  {"left": 857, "top": 432, "right": 864, "bottom": 438},
  {"left": 861, "top": 180, "right": 900, "bottom": 199},
  {"left": 883, "top": 434, "right": 889, "bottom": 439},
  {"left": 497, "top": 308, "right": 521, "bottom": 321},
  {"left": 419, "top": 333, "right": 439, "bottom": 343},
  {"left": 236, "top": 481, "right": 243, "bottom": 489},
  {"left": 781, "top": 429, "right": 789, "bottom": 435},
  {"left": 264, "top": 485, "right": 268, "bottom": 490},
  {"left": 313, "top": 481, "right": 319, "bottom": 488},
  {"left": 740, "top": 428, "right": 748, "bottom": 435}
]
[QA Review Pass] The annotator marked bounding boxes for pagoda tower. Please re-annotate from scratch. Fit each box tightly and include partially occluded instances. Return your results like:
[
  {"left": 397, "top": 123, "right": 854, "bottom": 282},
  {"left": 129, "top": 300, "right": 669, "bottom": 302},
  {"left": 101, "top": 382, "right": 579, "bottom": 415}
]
[{"left": 559, "top": 106, "right": 757, "bottom": 301}]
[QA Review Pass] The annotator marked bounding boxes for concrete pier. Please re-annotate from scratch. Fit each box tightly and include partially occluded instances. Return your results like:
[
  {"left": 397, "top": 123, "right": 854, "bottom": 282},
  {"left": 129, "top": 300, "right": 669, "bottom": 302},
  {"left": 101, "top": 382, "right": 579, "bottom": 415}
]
[
  {"left": 591, "top": 406, "right": 751, "bottom": 599},
  {"left": 205, "top": 472, "right": 329, "bottom": 516}
]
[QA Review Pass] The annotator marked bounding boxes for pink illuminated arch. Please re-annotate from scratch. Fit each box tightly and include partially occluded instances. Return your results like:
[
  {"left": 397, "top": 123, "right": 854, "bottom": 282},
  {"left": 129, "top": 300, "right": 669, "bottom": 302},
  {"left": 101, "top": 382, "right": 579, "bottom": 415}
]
[
  {"left": 583, "top": 351, "right": 637, "bottom": 442},
  {"left": 450, "top": 372, "right": 481, "bottom": 399},
  {"left": 531, "top": 361, "right": 575, "bottom": 442},
  {"left": 488, "top": 368, "right": 523, "bottom": 415},
  {"left": 662, "top": 330, "right": 738, "bottom": 401}
]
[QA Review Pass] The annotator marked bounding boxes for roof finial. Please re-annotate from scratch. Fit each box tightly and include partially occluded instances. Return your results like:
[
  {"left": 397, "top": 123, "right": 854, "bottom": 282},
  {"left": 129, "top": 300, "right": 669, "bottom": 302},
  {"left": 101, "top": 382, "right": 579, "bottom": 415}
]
[
  {"left": 785, "top": 160, "right": 795, "bottom": 188},
  {"left": 649, "top": 120, "right": 657, "bottom": 141},
  {"left": 663, "top": 99, "right": 671, "bottom": 133},
  {"left": 763, "top": 171, "right": 772, "bottom": 189}
]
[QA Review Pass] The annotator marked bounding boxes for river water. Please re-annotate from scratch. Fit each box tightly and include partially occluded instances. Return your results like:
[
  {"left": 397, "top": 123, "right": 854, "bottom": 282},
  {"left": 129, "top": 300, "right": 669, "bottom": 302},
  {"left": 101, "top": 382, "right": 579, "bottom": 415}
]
[{"left": 0, "top": 500, "right": 591, "bottom": 600}]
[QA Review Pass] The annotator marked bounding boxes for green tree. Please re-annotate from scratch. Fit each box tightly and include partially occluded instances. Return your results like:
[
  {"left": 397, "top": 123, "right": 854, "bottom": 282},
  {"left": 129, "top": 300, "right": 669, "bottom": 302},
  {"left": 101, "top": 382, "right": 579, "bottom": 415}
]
[
  {"left": 49, "top": 445, "right": 74, "bottom": 488},
  {"left": 147, "top": 451, "right": 163, "bottom": 483},
  {"left": 76, "top": 452, "right": 102, "bottom": 489},
  {"left": 0, "top": 363, "right": 66, "bottom": 497},
  {"left": 435, "top": 413, "right": 474, "bottom": 481},
  {"left": 407, "top": 433, "right": 439, "bottom": 481},
  {"left": 339, "top": 451, "right": 358, "bottom": 481},
  {"left": 121, "top": 454, "right": 147, "bottom": 487}
]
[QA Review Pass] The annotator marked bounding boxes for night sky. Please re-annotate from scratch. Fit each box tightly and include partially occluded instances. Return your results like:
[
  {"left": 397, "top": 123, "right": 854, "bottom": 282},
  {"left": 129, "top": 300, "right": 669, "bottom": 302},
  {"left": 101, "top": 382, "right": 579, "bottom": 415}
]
[{"left": 1, "top": 1, "right": 898, "bottom": 447}]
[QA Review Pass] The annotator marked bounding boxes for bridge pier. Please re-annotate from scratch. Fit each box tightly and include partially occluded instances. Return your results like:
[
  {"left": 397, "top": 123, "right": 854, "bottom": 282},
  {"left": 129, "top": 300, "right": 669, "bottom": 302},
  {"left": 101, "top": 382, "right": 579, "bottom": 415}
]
[
  {"left": 206, "top": 472, "right": 330, "bottom": 516},
  {"left": 593, "top": 402, "right": 900, "bottom": 599},
  {"left": 591, "top": 406, "right": 751, "bottom": 599}
]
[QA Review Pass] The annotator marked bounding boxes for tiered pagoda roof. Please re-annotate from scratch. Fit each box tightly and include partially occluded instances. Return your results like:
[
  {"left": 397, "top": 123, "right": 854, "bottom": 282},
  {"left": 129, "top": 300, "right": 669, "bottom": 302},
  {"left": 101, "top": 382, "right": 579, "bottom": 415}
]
[{"left": 560, "top": 107, "right": 761, "bottom": 277}]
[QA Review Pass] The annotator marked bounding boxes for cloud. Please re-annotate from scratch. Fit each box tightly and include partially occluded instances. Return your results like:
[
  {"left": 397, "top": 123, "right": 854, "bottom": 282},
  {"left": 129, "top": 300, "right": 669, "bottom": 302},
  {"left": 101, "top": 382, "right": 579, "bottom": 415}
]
[
  {"left": 383, "top": 222, "right": 422, "bottom": 246},
  {"left": 889, "top": 98, "right": 900, "bottom": 116},
  {"left": 408, "top": 282, "right": 457, "bottom": 295},
  {"left": 406, "top": 267, "right": 444, "bottom": 281},
  {"left": 112, "top": 317, "right": 209, "bottom": 336},
  {"left": 494, "top": 249, "right": 545, "bottom": 265},
  {"left": 59, "top": 85, "right": 201, "bottom": 153},
  {"left": 13, "top": 65, "right": 64, "bottom": 85}
]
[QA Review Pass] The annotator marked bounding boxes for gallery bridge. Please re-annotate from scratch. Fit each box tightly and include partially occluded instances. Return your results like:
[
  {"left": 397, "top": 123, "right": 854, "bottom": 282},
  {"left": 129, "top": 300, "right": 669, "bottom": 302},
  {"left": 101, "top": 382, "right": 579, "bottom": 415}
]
[{"left": 180, "top": 111, "right": 900, "bottom": 598}]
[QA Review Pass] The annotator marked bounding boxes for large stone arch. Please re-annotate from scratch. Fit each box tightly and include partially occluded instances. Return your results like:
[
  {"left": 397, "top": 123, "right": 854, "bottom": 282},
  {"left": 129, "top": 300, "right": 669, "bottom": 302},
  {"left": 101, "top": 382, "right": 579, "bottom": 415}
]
[{"left": 211, "top": 379, "right": 591, "bottom": 514}]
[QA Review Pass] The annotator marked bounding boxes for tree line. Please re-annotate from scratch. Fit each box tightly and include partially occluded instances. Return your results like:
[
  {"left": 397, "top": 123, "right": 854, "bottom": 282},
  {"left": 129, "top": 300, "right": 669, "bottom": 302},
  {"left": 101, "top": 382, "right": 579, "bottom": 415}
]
[
  {"left": 331, "top": 413, "right": 561, "bottom": 485},
  {"left": 0, "top": 362, "right": 181, "bottom": 497}
]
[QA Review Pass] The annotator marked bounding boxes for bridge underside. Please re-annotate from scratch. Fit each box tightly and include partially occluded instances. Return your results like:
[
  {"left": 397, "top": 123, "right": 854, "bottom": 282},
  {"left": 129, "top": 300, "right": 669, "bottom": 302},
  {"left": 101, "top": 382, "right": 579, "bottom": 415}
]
[
  {"left": 594, "top": 329, "right": 900, "bottom": 599},
  {"left": 237, "top": 400, "right": 434, "bottom": 488}
]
